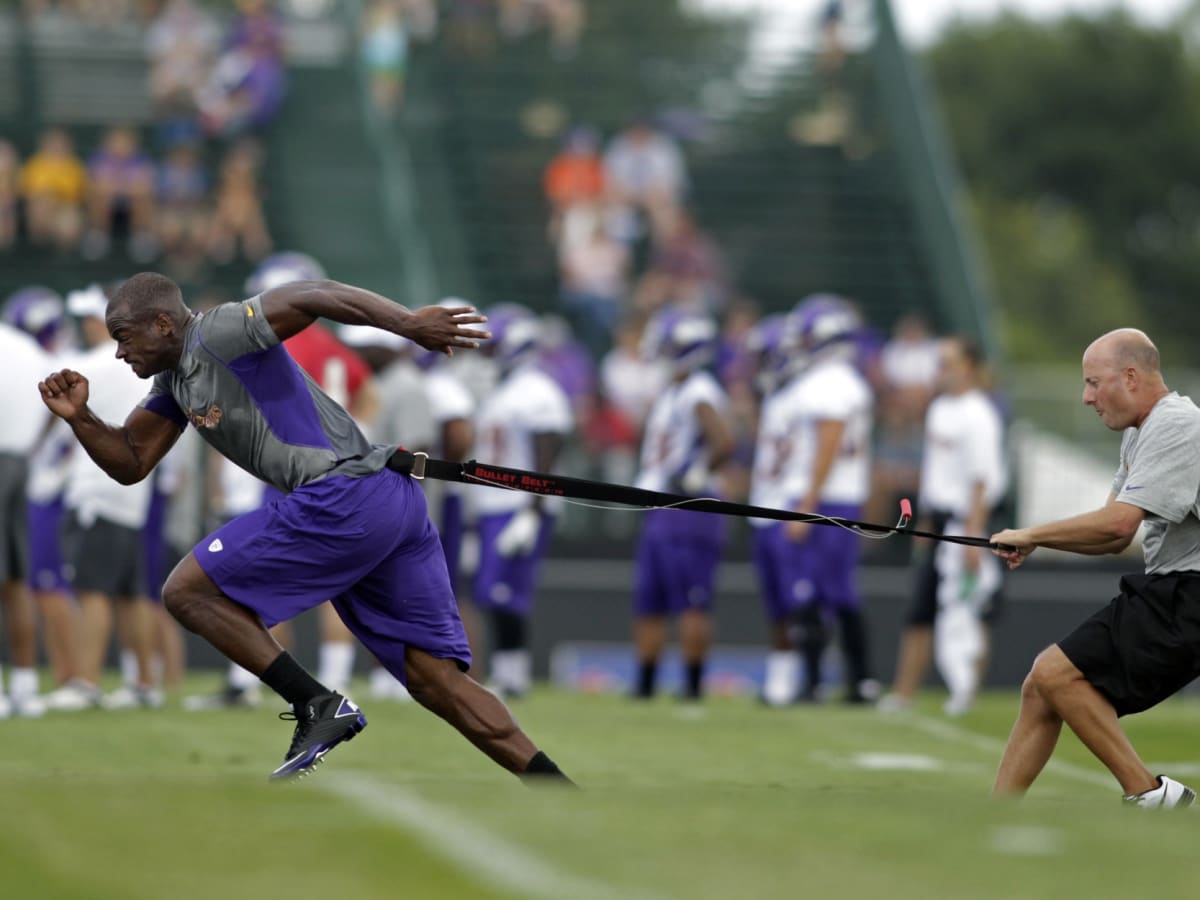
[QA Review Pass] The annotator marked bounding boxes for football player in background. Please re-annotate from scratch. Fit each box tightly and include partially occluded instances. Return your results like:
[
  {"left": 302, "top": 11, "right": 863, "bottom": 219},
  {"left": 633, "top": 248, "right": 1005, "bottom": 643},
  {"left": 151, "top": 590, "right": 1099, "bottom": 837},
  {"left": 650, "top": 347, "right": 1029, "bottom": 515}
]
[
  {"left": 630, "top": 308, "right": 734, "bottom": 701},
  {"left": 777, "top": 296, "right": 877, "bottom": 703},
  {"left": 0, "top": 291, "right": 55, "bottom": 717},
  {"left": 470, "top": 306, "right": 572, "bottom": 698}
]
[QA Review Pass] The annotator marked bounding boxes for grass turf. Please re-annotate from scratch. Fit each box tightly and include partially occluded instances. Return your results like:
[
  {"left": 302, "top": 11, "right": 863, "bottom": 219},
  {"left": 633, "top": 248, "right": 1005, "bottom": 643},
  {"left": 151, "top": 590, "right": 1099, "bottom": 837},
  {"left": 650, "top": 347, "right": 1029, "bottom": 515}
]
[{"left": 3, "top": 681, "right": 1199, "bottom": 899}]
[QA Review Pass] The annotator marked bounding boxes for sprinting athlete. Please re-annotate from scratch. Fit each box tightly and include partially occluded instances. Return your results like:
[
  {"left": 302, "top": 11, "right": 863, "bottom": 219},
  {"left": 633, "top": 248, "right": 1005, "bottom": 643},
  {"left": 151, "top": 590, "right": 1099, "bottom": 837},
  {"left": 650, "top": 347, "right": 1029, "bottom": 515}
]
[{"left": 38, "top": 272, "right": 571, "bottom": 783}]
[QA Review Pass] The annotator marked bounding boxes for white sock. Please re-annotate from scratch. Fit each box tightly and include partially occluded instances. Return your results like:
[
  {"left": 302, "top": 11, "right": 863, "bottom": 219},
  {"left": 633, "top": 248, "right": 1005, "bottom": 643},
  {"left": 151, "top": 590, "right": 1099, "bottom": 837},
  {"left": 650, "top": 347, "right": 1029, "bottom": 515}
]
[
  {"left": 935, "top": 606, "right": 983, "bottom": 709},
  {"left": 120, "top": 649, "right": 139, "bottom": 687},
  {"left": 370, "top": 666, "right": 412, "bottom": 700},
  {"left": 228, "top": 663, "right": 259, "bottom": 691},
  {"left": 763, "top": 651, "right": 799, "bottom": 706},
  {"left": 10, "top": 667, "right": 38, "bottom": 699},
  {"left": 318, "top": 641, "right": 356, "bottom": 692}
]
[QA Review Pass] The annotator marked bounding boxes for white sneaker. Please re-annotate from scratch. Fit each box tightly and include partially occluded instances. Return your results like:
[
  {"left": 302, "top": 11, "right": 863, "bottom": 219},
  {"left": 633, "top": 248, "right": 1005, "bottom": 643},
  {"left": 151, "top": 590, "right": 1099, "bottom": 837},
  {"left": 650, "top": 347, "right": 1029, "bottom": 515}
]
[
  {"left": 876, "top": 692, "right": 912, "bottom": 714},
  {"left": 1123, "top": 775, "right": 1197, "bottom": 809},
  {"left": 43, "top": 679, "right": 103, "bottom": 712},
  {"left": 943, "top": 693, "right": 974, "bottom": 717},
  {"left": 10, "top": 694, "right": 46, "bottom": 718},
  {"left": 102, "top": 685, "right": 164, "bottom": 710}
]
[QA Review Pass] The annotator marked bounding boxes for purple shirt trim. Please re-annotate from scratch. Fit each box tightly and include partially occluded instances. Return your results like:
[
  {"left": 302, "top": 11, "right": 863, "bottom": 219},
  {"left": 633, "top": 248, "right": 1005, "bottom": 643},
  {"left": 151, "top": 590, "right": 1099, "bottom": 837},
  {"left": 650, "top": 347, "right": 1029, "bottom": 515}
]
[
  {"left": 217, "top": 341, "right": 333, "bottom": 451},
  {"left": 144, "top": 393, "right": 187, "bottom": 429}
]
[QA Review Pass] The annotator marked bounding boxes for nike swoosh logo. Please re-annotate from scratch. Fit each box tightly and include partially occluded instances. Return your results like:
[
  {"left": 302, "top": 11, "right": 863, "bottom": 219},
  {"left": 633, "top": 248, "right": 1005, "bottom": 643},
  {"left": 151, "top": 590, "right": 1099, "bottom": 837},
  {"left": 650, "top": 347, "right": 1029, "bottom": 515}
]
[{"left": 1123, "top": 485, "right": 1144, "bottom": 492}]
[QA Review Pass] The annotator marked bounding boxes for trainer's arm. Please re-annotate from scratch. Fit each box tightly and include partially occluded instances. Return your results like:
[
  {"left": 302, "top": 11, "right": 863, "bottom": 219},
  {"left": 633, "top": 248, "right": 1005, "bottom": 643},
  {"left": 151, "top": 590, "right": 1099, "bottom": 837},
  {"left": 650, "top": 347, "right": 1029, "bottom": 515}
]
[
  {"left": 991, "top": 493, "right": 1143, "bottom": 568},
  {"left": 259, "top": 280, "right": 489, "bottom": 356},
  {"left": 38, "top": 370, "right": 181, "bottom": 485},
  {"left": 697, "top": 400, "right": 735, "bottom": 470}
]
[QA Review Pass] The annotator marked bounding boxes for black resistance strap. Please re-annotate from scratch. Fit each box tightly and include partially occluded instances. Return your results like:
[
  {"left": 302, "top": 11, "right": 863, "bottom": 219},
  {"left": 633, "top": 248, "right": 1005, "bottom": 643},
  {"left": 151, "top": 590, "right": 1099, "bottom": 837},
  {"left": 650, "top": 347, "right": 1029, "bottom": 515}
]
[{"left": 386, "top": 450, "right": 1010, "bottom": 551}]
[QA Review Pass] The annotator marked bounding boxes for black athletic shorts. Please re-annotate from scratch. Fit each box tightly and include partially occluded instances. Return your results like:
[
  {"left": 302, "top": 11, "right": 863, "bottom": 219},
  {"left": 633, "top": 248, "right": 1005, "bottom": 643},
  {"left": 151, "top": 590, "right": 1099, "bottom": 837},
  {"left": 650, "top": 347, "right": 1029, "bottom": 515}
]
[
  {"left": 906, "top": 510, "right": 1005, "bottom": 627},
  {"left": 0, "top": 453, "right": 30, "bottom": 583},
  {"left": 61, "top": 512, "right": 146, "bottom": 597},
  {"left": 1058, "top": 572, "right": 1200, "bottom": 717}
]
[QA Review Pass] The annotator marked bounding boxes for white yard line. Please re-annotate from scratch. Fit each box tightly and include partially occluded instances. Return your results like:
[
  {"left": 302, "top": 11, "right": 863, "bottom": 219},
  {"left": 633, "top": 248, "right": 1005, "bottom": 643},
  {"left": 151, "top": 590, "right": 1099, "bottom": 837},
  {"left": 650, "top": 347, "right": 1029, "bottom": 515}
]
[
  {"left": 321, "top": 773, "right": 667, "bottom": 900},
  {"left": 894, "top": 711, "right": 1116, "bottom": 791}
]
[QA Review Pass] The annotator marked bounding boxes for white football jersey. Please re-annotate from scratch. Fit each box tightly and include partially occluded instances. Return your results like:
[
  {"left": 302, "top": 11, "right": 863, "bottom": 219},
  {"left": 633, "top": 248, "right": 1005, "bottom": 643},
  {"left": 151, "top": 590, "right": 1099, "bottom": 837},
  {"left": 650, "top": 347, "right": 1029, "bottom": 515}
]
[
  {"left": 27, "top": 343, "right": 79, "bottom": 502},
  {"left": 472, "top": 365, "right": 572, "bottom": 515},
  {"left": 750, "top": 359, "right": 872, "bottom": 519},
  {"left": 919, "top": 389, "right": 1007, "bottom": 518},
  {"left": 0, "top": 323, "right": 50, "bottom": 455},
  {"left": 636, "top": 370, "right": 728, "bottom": 494},
  {"left": 63, "top": 341, "right": 154, "bottom": 530},
  {"left": 425, "top": 369, "right": 475, "bottom": 427}
]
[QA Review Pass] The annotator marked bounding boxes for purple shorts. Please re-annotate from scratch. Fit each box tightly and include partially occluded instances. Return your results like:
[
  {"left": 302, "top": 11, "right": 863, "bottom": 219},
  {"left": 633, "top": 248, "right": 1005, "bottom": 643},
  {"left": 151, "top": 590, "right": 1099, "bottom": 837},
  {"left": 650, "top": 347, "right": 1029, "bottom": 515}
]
[
  {"left": 194, "top": 469, "right": 470, "bottom": 681},
  {"left": 28, "top": 496, "right": 70, "bottom": 593},
  {"left": 751, "top": 523, "right": 807, "bottom": 623},
  {"left": 792, "top": 503, "right": 864, "bottom": 612},
  {"left": 633, "top": 508, "right": 725, "bottom": 617},
  {"left": 472, "top": 510, "right": 554, "bottom": 617}
]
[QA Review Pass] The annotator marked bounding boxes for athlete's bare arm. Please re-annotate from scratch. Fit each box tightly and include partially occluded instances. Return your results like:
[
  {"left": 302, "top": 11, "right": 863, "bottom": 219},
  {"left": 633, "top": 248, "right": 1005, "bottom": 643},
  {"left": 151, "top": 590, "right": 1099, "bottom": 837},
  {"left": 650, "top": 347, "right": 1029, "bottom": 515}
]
[
  {"left": 38, "top": 369, "right": 181, "bottom": 485},
  {"left": 260, "top": 281, "right": 490, "bottom": 355}
]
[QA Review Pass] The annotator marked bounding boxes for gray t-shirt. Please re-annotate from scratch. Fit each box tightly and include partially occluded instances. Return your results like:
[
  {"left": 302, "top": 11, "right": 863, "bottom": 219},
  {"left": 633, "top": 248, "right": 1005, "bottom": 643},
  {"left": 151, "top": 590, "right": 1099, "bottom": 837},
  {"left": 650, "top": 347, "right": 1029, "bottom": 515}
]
[
  {"left": 139, "top": 296, "right": 395, "bottom": 492},
  {"left": 1111, "top": 391, "right": 1200, "bottom": 573}
]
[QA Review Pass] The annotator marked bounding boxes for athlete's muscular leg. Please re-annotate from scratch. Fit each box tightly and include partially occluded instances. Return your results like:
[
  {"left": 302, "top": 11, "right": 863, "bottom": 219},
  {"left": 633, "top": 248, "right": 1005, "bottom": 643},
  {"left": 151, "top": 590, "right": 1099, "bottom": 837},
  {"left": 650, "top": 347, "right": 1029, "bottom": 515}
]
[
  {"left": 404, "top": 647, "right": 538, "bottom": 773},
  {"left": 161, "top": 553, "right": 283, "bottom": 674}
]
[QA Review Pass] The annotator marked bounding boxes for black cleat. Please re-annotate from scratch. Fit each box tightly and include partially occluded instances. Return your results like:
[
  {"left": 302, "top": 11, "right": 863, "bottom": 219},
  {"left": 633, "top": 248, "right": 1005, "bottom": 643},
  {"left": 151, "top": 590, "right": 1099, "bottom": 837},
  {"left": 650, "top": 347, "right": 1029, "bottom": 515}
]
[{"left": 268, "top": 692, "right": 367, "bottom": 781}]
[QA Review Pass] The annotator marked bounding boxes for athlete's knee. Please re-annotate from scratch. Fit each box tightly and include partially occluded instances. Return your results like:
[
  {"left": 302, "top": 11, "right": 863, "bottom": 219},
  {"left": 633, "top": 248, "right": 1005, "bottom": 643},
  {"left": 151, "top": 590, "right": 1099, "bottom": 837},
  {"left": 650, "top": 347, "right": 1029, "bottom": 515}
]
[{"left": 404, "top": 651, "right": 457, "bottom": 714}]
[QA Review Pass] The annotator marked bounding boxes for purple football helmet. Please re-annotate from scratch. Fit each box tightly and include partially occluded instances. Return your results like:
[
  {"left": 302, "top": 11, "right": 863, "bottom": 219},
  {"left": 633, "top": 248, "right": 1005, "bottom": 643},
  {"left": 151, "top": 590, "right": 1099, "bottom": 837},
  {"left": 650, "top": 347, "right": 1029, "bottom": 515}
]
[
  {"left": 641, "top": 307, "right": 718, "bottom": 373},
  {"left": 244, "top": 251, "right": 327, "bottom": 294},
  {"left": 787, "top": 293, "right": 862, "bottom": 355},
  {"left": 485, "top": 303, "right": 541, "bottom": 371},
  {"left": 745, "top": 312, "right": 789, "bottom": 393},
  {"left": 3, "top": 286, "right": 65, "bottom": 349}
]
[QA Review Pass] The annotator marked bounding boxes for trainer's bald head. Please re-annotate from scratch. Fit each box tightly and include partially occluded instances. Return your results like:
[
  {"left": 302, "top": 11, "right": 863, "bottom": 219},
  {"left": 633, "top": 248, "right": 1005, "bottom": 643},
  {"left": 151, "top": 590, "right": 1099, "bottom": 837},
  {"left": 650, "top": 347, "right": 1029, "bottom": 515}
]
[{"left": 1084, "top": 328, "right": 1160, "bottom": 375}]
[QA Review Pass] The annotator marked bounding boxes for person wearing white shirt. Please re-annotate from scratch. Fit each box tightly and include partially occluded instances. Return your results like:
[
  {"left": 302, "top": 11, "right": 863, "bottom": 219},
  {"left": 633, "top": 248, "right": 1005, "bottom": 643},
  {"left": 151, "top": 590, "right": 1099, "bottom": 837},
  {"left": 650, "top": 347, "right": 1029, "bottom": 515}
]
[
  {"left": 879, "top": 337, "right": 1007, "bottom": 716},
  {"left": 0, "top": 320, "right": 52, "bottom": 717},
  {"left": 60, "top": 288, "right": 160, "bottom": 709},
  {"left": 470, "top": 309, "right": 572, "bottom": 698},
  {"left": 630, "top": 309, "right": 734, "bottom": 701}
]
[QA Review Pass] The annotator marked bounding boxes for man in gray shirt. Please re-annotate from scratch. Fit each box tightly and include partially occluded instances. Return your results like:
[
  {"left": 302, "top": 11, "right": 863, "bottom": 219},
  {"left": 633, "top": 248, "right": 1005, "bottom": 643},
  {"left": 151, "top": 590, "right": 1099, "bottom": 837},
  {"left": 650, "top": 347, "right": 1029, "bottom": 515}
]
[
  {"left": 38, "top": 272, "right": 572, "bottom": 784},
  {"left": 991, "top": 328, "right": 1200, "bottom": 807}
]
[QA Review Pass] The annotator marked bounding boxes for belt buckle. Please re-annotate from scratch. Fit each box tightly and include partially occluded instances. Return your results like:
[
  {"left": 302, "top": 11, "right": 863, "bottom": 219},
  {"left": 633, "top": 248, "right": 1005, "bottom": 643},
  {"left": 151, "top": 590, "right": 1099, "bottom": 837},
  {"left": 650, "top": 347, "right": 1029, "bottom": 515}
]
[{"left": 409, "top": 451, "right": 429, "bottom": 480}]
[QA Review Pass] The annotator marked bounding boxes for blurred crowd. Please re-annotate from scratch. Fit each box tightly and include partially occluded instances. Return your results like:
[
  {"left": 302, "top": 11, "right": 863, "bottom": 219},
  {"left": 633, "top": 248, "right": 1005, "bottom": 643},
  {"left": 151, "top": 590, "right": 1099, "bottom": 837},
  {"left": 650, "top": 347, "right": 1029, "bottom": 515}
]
[{"left": 4, "top": 0, "right": 287, "bottom": 274}]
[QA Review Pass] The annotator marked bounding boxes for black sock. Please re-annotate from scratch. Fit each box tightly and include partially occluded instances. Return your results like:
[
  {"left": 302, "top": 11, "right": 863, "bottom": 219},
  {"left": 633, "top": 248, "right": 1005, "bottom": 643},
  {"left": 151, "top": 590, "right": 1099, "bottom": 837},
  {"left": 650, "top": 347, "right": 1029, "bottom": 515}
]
[
  {"left": 260, "top": 652, "right": 329, "bottom": 708},
  {"left": 635, "top": 660, "right": 657, "bottom": 698},
  {"left": 796, "top": 605, "right": 827, "bottom": 695},
  {"left": 521, "top": 751, "right": 575, "bottom": 786},
  {"left": 837, "top": 607, "right": 871, "bottom": 687},
  {"left": 684, "top": 661, "right": 704, "bottom": 699}
]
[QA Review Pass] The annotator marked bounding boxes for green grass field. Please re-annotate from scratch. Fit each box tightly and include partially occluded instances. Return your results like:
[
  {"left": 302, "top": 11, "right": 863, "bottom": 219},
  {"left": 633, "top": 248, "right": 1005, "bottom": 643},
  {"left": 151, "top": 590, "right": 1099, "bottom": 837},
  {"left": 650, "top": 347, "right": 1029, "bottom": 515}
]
[{"left": 3, "top": 681, "right": 1199, "bottom": 900}]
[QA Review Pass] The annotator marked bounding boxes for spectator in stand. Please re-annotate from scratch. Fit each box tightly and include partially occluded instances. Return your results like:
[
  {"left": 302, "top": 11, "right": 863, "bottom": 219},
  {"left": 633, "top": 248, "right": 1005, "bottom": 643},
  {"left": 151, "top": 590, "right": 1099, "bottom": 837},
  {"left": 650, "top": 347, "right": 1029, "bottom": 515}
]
[
  {"left": 207, "top": 138, "right": 272, "bottom": 262},
  {"left": 18, "top": 128, "right": 87, "bottom": 254},
  {"left": 497, "top": 0, "right": 586, "bottom": 59},
  {"left": 0, "top": 140, "right": 17, "bottom": 251},
  {"left": 543, "top": 126, "right": 605, "bottom": 241},
  {"left": 603, "top": 118, "right": 688, "bottom": 243},
  {"left": 360, "top": 0, "right": 409, "bottom": 118},
  {"left": 82, "top": 125, "right": 159, "bottom": 262},
  {"left": 145, "top": 0, "right": 220, "bottom": 146},
  {"left": 198, "top": 0, "right": 287, "bottom": 140},
  {"left": 558, "top": 216, "right": 630, "bottom": 361},
  {"left": 632, "top": 207, "right": 725, "bottom": 317},
  {"left": 156, "top": 142, "right": 211, "bottom": 277}
]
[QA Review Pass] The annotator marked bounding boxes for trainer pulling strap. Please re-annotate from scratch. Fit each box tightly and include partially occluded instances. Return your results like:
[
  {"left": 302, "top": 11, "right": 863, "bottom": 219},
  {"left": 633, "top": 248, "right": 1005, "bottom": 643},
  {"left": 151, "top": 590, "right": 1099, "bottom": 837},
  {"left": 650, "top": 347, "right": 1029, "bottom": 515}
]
[{"left": 386, "top": 450, "right": 1009, "bottom": 550}]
